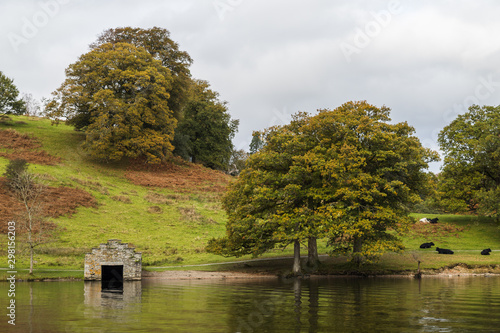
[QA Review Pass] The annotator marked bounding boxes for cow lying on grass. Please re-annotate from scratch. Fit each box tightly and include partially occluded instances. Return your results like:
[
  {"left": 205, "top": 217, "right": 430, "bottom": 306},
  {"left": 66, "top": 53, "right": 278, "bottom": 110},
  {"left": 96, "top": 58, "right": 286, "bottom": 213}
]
[
  {"left": 419, "top": 217, "right": 439, "bottom": 224},
  {"left": 436, "top": 247, "right": 454, "bottom": 254},
  {"left": 481, "top": 248, "right": 492, "bottom": 255},
  {"left": 420, "top": 242, "right": 435, "bottom": 249}
]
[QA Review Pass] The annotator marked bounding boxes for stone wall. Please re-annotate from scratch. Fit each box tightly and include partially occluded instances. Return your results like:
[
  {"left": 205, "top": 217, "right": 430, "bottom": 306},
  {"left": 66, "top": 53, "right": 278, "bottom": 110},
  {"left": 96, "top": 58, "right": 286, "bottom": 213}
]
[{"left": 84, "top": 239, "right": 142, "bottom": 280}]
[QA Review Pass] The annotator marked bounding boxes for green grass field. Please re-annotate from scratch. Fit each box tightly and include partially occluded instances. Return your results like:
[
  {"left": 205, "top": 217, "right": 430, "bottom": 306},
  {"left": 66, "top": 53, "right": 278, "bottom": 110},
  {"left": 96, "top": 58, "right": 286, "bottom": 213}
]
[{"left": 0, "top": 115, "right": 499, "bottom": 280}]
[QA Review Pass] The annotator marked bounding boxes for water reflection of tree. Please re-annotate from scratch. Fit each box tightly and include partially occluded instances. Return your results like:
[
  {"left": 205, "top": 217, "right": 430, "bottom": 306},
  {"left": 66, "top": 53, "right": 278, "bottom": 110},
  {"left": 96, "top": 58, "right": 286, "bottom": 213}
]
[
  {"left": 29, "top": 284, "right": 33, "bottom": 333},
  {"left": 216, "top": 279, "right": 287, "bottom": 332},
  {"left": 219, "top": 278, "right": 429, "bottom": 331},
  {"left": 218, "top": 278, "right": 322, "bottom": 332},
  {"left": 314, "top": 278, "right": 418, "bottom": 331},
  {"left": 294, "top": 278, "right": 302, "bottom": 332},
  {"left": 308, "top": 279, "right": 319, "bottom": 332}
]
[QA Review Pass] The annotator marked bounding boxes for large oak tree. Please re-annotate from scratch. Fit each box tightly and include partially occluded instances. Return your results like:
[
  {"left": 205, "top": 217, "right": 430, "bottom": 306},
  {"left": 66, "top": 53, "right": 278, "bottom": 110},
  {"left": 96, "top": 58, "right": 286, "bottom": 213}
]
[
  {"left": 78, "top": 27, "right": 238, "bottom": 170},
  {"left": 90, "top": 27, "right": 192, "bottom": 119},
  {"left": 207, "top": 101, "right": 438, "bottom": 273},
  {"left": 45, "top": 42, "right": 176, "bottom": 163}
]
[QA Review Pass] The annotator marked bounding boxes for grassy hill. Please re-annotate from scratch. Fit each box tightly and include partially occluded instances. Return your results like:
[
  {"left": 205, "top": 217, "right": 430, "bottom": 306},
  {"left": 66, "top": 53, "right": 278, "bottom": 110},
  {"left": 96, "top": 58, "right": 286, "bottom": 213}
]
[
  {"left": 0, "top": 115, "right": 237, "bottom": 273},
  {"left": 1, "top": 115, "right": 499, "bottom": 279}
]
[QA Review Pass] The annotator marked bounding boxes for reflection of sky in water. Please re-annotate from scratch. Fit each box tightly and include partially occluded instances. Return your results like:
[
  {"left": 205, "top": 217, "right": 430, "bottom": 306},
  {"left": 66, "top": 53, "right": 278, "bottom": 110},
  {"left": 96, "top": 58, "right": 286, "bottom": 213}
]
[{"left": 419, "top": 316, "right": 452, "bottom": 333}]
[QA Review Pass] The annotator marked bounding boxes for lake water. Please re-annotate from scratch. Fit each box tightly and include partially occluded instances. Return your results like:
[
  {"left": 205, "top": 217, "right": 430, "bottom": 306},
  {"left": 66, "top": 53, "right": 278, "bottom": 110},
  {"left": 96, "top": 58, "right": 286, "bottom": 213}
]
[{"left": 1, "top": 275, "right": 500, "bottom": 332}]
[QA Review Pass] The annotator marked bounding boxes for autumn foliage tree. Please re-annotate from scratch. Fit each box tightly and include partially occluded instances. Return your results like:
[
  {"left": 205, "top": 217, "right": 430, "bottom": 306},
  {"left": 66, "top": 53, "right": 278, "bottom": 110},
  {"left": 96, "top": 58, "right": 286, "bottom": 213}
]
[
  {"left": 90, "top": 27, "right": 239, "bottom": 170},
  {"left": 47, "top": 27, "right": 238, "bottom": 168},
  {"left": 438, "top": 104, "right": 500, "bottom": 221},
  {"left": 314, "top": 102, "right": 439, "bottom": 263},
  {"left": 90, "top": 27, "right": 193, "bottom": 119},
  {"left": 207, "top": 101, "right": 438, "bottom": 272},
  {"left": 45, "top": 42, "right": 176, "bottom": 163}
]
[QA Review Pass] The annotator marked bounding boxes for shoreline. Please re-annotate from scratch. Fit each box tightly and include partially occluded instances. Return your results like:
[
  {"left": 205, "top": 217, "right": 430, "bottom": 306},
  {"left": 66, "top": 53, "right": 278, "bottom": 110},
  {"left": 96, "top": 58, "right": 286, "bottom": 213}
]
[
  {"left": 141, "top": 268, "right": 500, "bottom": 280},
  {"left": 141, "top": 270, "right": 277, "bottom": 280},
  {"left": 3, "top": 269, "right": 500, "bottom": 282},
  {"left": 3, "top": 262, "right": 500, "bottom": 281}
]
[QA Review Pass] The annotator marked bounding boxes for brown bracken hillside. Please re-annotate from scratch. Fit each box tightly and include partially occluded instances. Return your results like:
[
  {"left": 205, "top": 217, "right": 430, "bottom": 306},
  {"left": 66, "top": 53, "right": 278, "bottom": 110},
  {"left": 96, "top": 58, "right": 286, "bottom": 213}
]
[
  {"left": 126, "top": 157, "right": 232, "bottom": 194},
  {"left": 0, "top": 128, "right": 61, "bottom": 165},
  {"left": 0, "top": 127, "right": 231, "bottom": 234},
  {"left": 0, "top": 128, "right": 97, "bottom": 233}
]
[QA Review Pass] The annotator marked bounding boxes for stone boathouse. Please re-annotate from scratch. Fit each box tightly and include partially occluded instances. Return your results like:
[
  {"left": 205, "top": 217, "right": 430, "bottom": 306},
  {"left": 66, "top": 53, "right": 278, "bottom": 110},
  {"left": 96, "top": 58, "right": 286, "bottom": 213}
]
[{"left": 84, "top": 239, "right": 142, "bottom": 281}]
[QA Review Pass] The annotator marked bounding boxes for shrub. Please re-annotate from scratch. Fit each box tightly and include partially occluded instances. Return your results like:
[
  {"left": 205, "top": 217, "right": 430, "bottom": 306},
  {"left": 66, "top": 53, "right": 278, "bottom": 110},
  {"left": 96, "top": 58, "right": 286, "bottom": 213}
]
[{"left": 3, "top": 158, "right": 29, "bottom": 189}]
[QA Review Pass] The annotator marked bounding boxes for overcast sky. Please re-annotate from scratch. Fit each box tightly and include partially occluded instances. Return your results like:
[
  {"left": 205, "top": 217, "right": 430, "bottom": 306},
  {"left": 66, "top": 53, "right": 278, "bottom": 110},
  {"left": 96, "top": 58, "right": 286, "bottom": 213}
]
[{"left": 2, "top": 0, "right": 500, "bottom": 173}]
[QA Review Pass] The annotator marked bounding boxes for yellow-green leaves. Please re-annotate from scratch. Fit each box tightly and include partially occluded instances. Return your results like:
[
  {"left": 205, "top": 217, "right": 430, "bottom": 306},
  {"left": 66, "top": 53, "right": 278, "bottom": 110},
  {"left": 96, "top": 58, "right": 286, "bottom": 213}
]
[
  {"left": 46, "top": 42, "right": 176, "bottom": 163},
  {"left": 209, "top": 101, "right": 437, "bottom": 263}
]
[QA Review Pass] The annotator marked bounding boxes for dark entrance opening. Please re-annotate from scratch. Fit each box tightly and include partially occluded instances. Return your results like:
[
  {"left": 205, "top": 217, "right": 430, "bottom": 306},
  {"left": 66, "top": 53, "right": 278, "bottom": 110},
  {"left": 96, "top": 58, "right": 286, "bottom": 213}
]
[{"left": 101, "top": 265, "right": 123, "bottom": 292}]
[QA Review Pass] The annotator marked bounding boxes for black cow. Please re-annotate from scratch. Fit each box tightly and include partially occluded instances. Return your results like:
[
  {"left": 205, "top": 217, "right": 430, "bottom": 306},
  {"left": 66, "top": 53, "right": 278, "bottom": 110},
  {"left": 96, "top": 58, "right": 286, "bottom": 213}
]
[
  {"left": 429, "top": 218, "right": 439, "bottom": 224},
  {"left": 481, "top": 248, "right": 492, "bottom": 255},
  {"left": 436, "top": 247, "right": 454, "bottom": 254},
  {"left": 420, "top": 242, "right": 435, "bottom": 249}
]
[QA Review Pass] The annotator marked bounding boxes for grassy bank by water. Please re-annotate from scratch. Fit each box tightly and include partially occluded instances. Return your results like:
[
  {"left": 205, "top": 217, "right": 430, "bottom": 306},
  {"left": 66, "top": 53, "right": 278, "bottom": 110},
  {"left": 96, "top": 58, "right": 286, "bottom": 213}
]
[{"left": 0, "top": 115, "right": 499, "bottom": 280}]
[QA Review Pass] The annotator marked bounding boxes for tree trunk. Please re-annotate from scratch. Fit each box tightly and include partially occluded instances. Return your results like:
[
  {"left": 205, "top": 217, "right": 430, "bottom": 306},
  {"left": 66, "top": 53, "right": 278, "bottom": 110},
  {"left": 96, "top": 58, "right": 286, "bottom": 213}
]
[
  {"left": 352, "top": 236, "right": 363, "bottom": 266},
  {"left": 292, "top": 240, "right": 301, "bottom": 275},
  {"left": 306, "top": 237, "right": 320, "bottom": 271},
  {"left": 29, "top": 245, "right": 34, "bottom": 275},
  {"left": 353, "top": 236, "right": 363, "bottom": 253}
]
